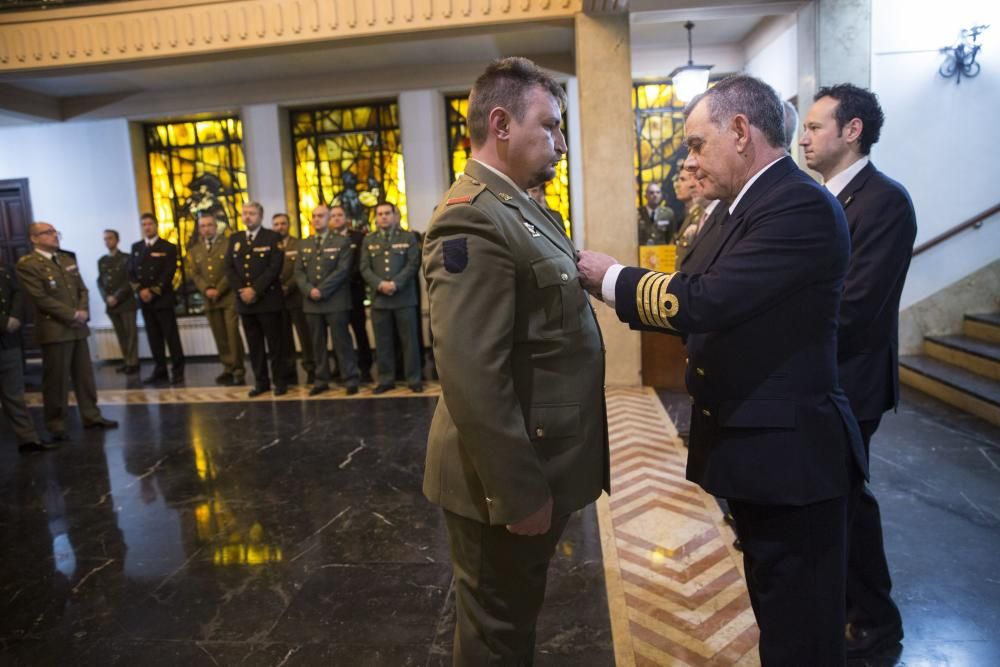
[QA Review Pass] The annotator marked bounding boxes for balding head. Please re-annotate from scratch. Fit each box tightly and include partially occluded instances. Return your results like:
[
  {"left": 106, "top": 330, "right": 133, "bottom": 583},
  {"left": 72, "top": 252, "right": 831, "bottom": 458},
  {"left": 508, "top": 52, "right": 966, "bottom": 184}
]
[{"left": 29, "top": 222, "right": 60, "bottom": 252}]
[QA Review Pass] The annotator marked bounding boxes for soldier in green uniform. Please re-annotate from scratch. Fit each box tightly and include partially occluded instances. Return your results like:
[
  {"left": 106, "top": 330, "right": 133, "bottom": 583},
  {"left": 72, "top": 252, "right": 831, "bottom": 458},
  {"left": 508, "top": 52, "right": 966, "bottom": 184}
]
[
  {"left": 422, "top": 58, "right": 609, "bottom": 665},
  {"left": 97, "top": 229, "right": 139, "bottom": 374},
  {"left": 272, "top": 212, "right": 316, "bottom": 385},
  {"left": 359, "top": 202, "right": 423, "bottom": 393},
  {"left": 16, "top": 222, "right": 118, "bottom": 441},
  {"left": 186, "top": 212, "right": 246, "bottom": 385},
  {"left": 0, "top": 262, "right": 49, "bottom": 451},
  {"left": 294, "top": 204, "right": 359, "bottom": 396}
]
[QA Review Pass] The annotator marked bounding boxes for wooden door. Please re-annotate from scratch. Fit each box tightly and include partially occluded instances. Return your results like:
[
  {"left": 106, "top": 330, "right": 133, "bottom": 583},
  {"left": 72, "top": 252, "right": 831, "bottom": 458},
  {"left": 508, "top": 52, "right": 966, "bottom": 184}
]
[{"left": 0, "top": 179, "right": 38, "bottom": 355}]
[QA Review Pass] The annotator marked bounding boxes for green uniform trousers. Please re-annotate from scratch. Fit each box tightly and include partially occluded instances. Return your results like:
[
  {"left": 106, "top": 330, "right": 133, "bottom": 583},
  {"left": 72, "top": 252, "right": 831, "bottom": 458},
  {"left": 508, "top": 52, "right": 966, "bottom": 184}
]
[
  {"left": 205, "top": 306, "right": 246, "bottom": 378},
  {"left": 0, "top": 346, "right": 39, "bottom": 445},
  {"left": 108, "top": 309, "right": 139, "bottom": 367},
  {"left": 443, "top": 510, "right": 570, "bottom": 666},
  {"left": 371, "top": 307, "right": 421, "bottom": 385},
  {"left": 40, "top": 338, "right": 102, "bottom": 433},
  {"left": 307, "top": 311, "right": 358, "bottom": 387}
]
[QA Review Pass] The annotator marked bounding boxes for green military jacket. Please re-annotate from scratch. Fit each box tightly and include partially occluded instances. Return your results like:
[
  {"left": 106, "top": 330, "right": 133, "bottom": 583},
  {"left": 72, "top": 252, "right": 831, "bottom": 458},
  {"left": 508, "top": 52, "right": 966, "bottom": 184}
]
[
  {"left": 294, "top": 231, "right": 353, "bottom": 314},
  {"left": 278, "top": 235, "right": 304, "bottom": 310},
  {"left": 0, "top": 264, "right": 24, "bottom": 349},
  {"left": 422, "top": 159, "right": 610, "bottom": 526},
  {"left": 186, "top": 236, "right": 235, "bottom": 311},
  {"left": 16, "top": 250, "right": 90, "bottom": 344},
  {"left": 360, "top": 226, "right": 421, "bottom": 309},
  {"left": 97, "top": 251, "right": 137, "bottom": 314}
]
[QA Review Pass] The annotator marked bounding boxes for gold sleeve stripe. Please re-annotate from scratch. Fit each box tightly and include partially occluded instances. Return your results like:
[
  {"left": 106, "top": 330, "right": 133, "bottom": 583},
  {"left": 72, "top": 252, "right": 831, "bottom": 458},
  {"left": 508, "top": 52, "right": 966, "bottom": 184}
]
[
  {"left": 635, "top": 271, "right": 678, "bottom": 331},
  {"left": 636, "top": 272, "right": 658, "bottom": 327}
]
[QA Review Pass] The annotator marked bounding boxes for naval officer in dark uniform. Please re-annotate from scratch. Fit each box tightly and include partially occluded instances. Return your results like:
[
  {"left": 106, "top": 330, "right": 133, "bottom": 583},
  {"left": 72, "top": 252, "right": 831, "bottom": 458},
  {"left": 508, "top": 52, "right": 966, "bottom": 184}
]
[
  {"left": 224, "top": 201, "right": 287, "bottom": 397},
  {"left": 359, "top": 202, "right": 422, "bottom": 393},
  {"left": 129, "top": 213, "right": 185, "bottom": 384},
  {"left": 579, "top": 75, "right": 866, "bottom": 666}
]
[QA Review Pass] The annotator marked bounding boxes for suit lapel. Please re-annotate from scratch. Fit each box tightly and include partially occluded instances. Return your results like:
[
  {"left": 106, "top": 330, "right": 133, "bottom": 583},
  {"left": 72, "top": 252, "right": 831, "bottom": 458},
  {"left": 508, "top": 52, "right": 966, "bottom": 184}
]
[{"left": 836, "top": 161, "right": 875, "bottom": 210}]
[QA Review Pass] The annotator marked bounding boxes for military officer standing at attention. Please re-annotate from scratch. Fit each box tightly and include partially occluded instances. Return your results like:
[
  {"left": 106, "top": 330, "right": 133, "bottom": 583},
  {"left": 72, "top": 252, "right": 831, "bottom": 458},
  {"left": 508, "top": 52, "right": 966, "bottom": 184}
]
[
  {"left": 423, "top": 57, "right": 609, "bottom": 665},
  {"left": 129, "top": 213, "right": 185, "bottom": 385},
  {"left": 17, "top": 222, "right": 118, "bottom": 441},
  {"left": 294, "top": 204, "right": 359, "bottom": 396},
  {"left": 360, "top": 201, "right": 422, "bottom": 393},
  {"left": 186, "top": 212, "right": 246, "bottom": 386},
  {"left": 332, "top": 204, "right": 374, "bottom": 383},
  {"left": 272, "top": 212, "right": 316, "bottom": 385},
  {"left": 0, "top": 262, "right": 49, "bottom": 451},
  {"left": 225, "top": 201, "right": 287, "bottom": 397},
  {"left": 801, "top": 84, "right": 916, "bottom": 659},
  {"left": 578, "top": 75, "right": 865, "bottom": 665},
  {"left": 97, "top": 229, "right": 139, "bottom": 374}
]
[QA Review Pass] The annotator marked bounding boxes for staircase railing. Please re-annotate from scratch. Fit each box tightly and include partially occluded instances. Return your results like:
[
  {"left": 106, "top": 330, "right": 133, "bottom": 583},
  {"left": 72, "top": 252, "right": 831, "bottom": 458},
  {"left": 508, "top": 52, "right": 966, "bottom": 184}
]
[{"left": 913, "top": 202, "right": 1000, "bottom": 257}]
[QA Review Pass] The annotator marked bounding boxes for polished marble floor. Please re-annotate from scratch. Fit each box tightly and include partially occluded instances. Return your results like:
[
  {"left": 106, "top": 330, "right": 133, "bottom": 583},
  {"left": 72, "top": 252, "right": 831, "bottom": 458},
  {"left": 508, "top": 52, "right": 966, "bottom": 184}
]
[
  {"left": 0, "top": 389, "right": 611, "bottom": 666},
  {"left": 2, "top": 360, "right": 998, "bottom": 666}
]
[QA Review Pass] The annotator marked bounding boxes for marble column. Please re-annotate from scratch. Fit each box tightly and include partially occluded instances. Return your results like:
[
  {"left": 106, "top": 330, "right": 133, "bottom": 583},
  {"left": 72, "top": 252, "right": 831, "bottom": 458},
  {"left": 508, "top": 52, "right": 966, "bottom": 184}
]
[
  {"left": 798, "top": 0, "right": 872, "bottom": 108},
  {"left": 575, "top": 11, "right": 641, "bottom": 386},
  {"left": 398, "top": 90, "right": 449, "bottom": 233},
  {"left": 241, "top": 103, "right": 293, "bottom": 228}
]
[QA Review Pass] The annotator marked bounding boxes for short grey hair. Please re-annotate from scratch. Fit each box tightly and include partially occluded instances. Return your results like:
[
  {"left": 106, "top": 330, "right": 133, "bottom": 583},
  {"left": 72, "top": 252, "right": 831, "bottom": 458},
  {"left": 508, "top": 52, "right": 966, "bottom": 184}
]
[
  {"left": 684, "top": 75, "right": 786, "bottom": 149},
  {"left": 244, "top": 201, "right": 264, "bottom": 217},
  {"left": 782, "top": 100, "right": 799, "bottom": 150}
]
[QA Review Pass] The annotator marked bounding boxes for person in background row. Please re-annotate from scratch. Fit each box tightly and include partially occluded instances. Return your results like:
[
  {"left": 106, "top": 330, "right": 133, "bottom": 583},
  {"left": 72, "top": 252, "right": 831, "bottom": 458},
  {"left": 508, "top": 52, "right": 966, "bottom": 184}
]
[
  {"left": 186, "top": 212, "right": 246, "bottom": 386},
  {"left": 0, "top": 262, "right": 48, "bottom": 451},
  {"left": 360, "top": 201, "right": 422, "bottom": 394},
  {"left": 225, "top": 201, "right": 287, "bottom": 398},
  {"left": 783, "top": 99, "right": 799, "bottom": 152},
  {"left": 17, "top": 222, "right": 118, "bottom": 442},
  {"left": 97, "top": 229, "right": 139, "bottom": 375},
  {"left": 526, "top": 183, "right": 566, "bottom": 233},
  {"left": 295, "top": 204, "right": 359, "bottom": 397},
  {"left": 273, "top": 212, "right": 317, "bottom": 386},
  {"left": 130, "top": 213, "right": 185, "bottom": 385},
  {"left": 637, "top": 181, "right": 674, "bottom": 246},
  {"left": 801, "top": 83, "right": 915, "bottom": 660},
  {"left": 672, "top": 169, "right": 709, "bottom": 267},
  {"left": 330, "top": 199, "right": 374, "bottom": 384}
]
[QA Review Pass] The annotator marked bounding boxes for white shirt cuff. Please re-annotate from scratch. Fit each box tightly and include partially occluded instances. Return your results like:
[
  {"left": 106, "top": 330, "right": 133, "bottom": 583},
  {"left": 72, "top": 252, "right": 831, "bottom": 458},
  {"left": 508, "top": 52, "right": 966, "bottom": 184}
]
[{"left": 601, "top": 264, "right": 624, "bottom": 308}]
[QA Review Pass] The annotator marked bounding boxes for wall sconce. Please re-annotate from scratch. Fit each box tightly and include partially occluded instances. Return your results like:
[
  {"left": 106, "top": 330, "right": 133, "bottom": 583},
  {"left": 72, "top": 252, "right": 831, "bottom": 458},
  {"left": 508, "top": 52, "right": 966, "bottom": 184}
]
[
  {"left": 670, "top": 22, "right": 714, "bottom": 103},
  {"left": 939, "top": 24, "right": 990, "bottom": 83}
]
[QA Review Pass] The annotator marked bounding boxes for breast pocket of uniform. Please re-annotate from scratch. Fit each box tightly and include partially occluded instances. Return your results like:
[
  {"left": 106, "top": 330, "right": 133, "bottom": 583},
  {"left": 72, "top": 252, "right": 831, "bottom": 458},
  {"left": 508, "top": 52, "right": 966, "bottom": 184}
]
[
  {"left": 529, "top": 254, "right": 584, "bottom": 338},
  {"left": 527, "top": 402, "right": 581, "bottom": 458}
]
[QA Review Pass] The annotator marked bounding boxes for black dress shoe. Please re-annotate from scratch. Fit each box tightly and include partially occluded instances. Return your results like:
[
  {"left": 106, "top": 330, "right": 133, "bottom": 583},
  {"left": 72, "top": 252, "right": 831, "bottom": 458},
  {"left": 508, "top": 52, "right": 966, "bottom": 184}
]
[
  {"left": 49, "top": 431, "right": 71, "bottom": 442},
  {"left": 409, "top": 383, "right": 424, "bottom": 393},
  {"left": 273, "top": 385, "right": 288, "bottom": 397},
  {"left": 170, "top": 372, "right": 185, "bottom": 385},
  {"left": 232, "top": 375, "right": 246, "bottom": 386},
  {"left": 143, "top": 372, "right": 169, "bottom": 384},
  {"left": 114, "top": 365, "right": 128, "bottom": 374},
  {"left": 309, "top": 384, "right": 329, "bottom": 397},
  {"left": 372, "top": 384, "right": 394, "bottom": 395},
  {"left": 732, "top": 538, "right": 742, "bottom": 552},
  {"left": 846, "top": 622, "right": 903, "bottom": 659},
  {"left": 723, "top": 512, "right": 736, "bottom": 528},
  {"left": 345, "top": 385, "right": 359, "bottom": 396},
  {"left": 248, "top": 386, "right": 270, "bottom": 398},
  {"left": 19, "top": 441, "right": 59, "bottom": 453},
  {"left": 84, "top": 418, "right": 118, "bottom": 429},
  {"left": 215, "top": 372, "right": 234, "bottom": 386},
  {"left": 123, "top": 365, "right": 141, "bottom": 375}
]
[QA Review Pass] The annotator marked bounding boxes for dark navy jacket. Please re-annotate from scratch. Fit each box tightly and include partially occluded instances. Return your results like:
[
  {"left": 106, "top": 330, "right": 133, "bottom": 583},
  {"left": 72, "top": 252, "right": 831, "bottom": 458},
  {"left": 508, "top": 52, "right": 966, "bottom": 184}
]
[
  {"left": 834, "top": 162, "right": 917, "bottom": 423},
  {"left": 614, "top": 156, "right": 866, "bottom": 505},
  {"left": 224, "top": 228, "right": 285, "bottom": 314},
  {"left": 129, "top": 238, "right": 178, "bottom": 311}
]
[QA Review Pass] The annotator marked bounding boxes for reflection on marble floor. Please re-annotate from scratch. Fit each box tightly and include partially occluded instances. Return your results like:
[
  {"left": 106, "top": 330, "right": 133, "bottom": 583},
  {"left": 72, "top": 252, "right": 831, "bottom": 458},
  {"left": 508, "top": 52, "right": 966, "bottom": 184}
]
[{"left": 0, "top": 396, "right": 611, "bottom": 666}]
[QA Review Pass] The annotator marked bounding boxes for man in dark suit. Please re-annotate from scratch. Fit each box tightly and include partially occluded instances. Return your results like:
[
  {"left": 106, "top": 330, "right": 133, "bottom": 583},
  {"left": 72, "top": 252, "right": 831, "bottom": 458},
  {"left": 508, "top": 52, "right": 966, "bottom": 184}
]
[
  {"left": 802, "top": 83, "right": 916, "bottom": 659},
  {"left": 579, "top": 74, "right": 866, "bottom": 665},
  {"left": 225, "top": 201, "right": 287, "bottom": 397},
  {"left": 272, "top": 212, "right": 316, "bottom": 385},
  {"left": 129, "top": 213, "right": 185, "bottom": 384}
]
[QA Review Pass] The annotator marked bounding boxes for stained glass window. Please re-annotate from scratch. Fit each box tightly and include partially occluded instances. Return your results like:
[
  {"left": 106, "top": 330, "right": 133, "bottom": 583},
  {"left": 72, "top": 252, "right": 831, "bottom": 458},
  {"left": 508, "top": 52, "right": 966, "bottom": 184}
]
[
  {"left": 144, "top": 117, "right": 249, "bottom": 316},
  {"left": 632, "top": 82, "right": 689, "bottom": 217},
  {"left": 290, "top": 102, "right": 407, "bottom": 236},
  {"left": 445, "top": 95, "right": 572, "bottom": 237}
]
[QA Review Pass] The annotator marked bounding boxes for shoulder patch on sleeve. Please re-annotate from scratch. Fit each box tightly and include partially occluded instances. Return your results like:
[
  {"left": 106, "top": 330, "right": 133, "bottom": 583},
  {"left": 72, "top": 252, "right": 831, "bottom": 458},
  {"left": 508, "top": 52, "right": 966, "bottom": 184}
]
[{"left": 442, "top": 238, "right": 468, "bottom": 274}]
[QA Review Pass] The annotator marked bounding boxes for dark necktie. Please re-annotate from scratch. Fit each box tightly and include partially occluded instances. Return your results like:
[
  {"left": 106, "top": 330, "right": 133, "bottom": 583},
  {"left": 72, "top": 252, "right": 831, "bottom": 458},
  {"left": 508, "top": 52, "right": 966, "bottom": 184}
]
[{"left": 51, "top": 254, "right": 60, "bottom": 268}]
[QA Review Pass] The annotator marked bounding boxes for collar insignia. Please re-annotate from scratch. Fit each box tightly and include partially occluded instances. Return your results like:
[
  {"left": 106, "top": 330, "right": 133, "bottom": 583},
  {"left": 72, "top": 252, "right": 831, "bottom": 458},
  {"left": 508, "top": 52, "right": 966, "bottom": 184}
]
[{"left": 522, "top": 222, "right": 542, "bottom": 238}]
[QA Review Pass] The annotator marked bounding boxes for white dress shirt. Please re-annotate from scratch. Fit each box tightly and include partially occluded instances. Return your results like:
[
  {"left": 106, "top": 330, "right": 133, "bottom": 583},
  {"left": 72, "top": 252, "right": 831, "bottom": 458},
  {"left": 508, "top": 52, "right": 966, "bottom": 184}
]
[{"left": 823, "top": 156, "right": 869, "bottom": 197}]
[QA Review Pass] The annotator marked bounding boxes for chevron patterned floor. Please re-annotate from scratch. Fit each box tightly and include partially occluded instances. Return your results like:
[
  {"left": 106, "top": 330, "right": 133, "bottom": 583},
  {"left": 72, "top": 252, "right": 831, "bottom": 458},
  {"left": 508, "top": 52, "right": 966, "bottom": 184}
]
[{"left": 599, "top": 387, "right": 759, "bottom": 667}]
